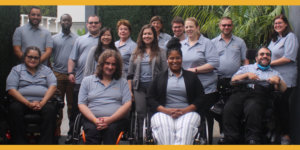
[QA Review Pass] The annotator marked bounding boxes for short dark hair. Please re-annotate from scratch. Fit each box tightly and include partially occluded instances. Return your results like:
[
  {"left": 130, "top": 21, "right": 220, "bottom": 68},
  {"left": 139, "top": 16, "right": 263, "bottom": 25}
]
[
  {"left": 95, "top": 49, "right": 123, "bottom": 80},
  {"left": 171, "top": 16, "right": 184, "bottom": 26},
  {"left": 255, "top": 46, "right": 272, "bottom": 57},
  {"left": 60, "top": 13, "right": 72, "bottom": 22},
  {"left": 28, "top": 6, "right": 41, "bottom": 15},
  {"left": 87, "top": 15, "right": 101, "bottom": 23}
]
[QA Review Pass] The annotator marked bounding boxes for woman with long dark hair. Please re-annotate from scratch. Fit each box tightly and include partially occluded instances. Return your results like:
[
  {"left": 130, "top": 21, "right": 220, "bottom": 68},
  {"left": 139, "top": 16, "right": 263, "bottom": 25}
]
[
  {"left": 268, "top": 14, "right": 299, "bottom": 144},
  {"left": 84, "top": 27, "right": 118, "bottom": 77}
]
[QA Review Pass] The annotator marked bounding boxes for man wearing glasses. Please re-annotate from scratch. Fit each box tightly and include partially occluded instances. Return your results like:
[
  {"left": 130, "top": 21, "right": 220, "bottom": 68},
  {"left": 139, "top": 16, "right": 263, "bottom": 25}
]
[
  {"left": 211, "top": 17, "right": 249, "bottom": 143},
  {"left": 13, "top": 6, "right": 53, "bottom": 65},
  {"left": 67, "top": 15, "right": 102, "bottom": 143},
  {"left": 222, "top": 47, "right": 286, "bottom": 144}
]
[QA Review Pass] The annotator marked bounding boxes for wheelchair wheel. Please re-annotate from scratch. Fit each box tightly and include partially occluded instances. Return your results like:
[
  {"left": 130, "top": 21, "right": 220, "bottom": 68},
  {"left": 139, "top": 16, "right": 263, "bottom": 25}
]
[
  {"left": 142, "top": 113, "right": 155, "bottom": 144},
  {"left": 194, "top": 116, "right": 210, "bottom": 145},
  {"left": 72, "top": 113, "right": 85, "bottom": 144}
]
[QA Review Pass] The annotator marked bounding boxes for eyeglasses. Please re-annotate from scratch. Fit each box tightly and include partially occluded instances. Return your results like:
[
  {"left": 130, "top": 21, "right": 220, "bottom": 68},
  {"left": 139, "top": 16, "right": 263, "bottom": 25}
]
[
  {"left": 88, "top": 22, "right": 99, "bottom": 25},
  {"left": 221, "top": 24, "right": 232, "bottom": 27},
  {"left": 26, "top": 55, "right": 40, "bottom": 60},
  {"left": 259, "top": 52, "right": 271, "bottom": 56}
]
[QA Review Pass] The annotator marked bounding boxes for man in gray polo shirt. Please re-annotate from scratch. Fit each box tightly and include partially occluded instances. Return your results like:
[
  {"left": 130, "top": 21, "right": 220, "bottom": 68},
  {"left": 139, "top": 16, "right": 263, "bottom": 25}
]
[
  {"left": 211, "top": 16, "right": 249, "bottom": 143},
  {"left": 13, "top": 6, "right": 53, "bottom": 65},
  {"left": 67, "top": 15, "right": 101, "bottom": 143},
  {"left": 51, "top": 14, "right": 78, "bottom": 138}
]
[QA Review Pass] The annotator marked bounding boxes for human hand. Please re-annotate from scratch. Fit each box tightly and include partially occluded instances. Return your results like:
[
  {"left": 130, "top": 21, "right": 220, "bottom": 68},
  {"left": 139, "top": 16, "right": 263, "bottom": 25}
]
[
  {"left": 268, "top": 76, "right": 281, "bottom": 85},
  {"left": 247, "top": 72, "right": 259, "bottom": 80},
  {"left": 68, "top": 74, "right": 75, "bottom": 83}
]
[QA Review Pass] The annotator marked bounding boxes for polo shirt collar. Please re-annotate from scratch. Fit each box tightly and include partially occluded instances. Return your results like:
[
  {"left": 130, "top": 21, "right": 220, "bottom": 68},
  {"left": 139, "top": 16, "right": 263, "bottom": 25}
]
[
  {"left": 168, "top": 68, "right": 183, "bottom": 78},
  {"left": 27, "top": 23, "right": 41, "bottom": 30}
]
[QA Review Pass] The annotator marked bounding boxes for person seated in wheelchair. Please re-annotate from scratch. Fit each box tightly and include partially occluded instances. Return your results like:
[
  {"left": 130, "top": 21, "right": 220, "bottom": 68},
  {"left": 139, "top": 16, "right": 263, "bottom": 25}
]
[
  {"left": 146, "top": 38, "right": 206, "bottom": 145},
  {"left": 6, "top": 46, "right": 57, "bottom": 144},
  {"left": 78, "top": 50, "right": 132, "bottom": 144},
  {"left": 223, "top": 47, "right": 287, "bottom": 144}
]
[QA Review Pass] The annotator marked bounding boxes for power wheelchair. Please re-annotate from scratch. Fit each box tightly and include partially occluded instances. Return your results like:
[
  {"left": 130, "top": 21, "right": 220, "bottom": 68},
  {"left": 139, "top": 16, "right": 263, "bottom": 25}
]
[{"left": 0, "top": 92, "right": 64, "bottom": 144}]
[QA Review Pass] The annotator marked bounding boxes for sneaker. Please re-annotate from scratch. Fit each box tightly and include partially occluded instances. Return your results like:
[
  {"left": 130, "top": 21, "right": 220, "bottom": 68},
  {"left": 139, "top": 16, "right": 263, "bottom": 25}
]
[{"left": 281, "top": 136, "right": 291, "bottom": 145}]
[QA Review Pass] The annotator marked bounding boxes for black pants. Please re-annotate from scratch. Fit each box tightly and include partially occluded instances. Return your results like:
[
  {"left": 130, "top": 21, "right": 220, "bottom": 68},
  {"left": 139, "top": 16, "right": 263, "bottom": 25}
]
[
  {"left": 83, "top": 118, "right": 128, "bottom": 144},
  {"left": 68, "top": 84, "right": 81, "bottom": 136},
  {"left": 223, "top": 91, "right": 267, "bottom": 143},
  {"left": 8, "top": 101, "right": 56, "bottom": 144}
]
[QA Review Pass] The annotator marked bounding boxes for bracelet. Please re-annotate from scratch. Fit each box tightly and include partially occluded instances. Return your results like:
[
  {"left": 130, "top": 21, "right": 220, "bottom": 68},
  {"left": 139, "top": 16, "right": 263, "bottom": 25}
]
[
  {"left": 67, "top": 72, "right": 75, "bottom": 75},
  {"left": 195, "top": 68, "right": 198, "bottom": 73}
]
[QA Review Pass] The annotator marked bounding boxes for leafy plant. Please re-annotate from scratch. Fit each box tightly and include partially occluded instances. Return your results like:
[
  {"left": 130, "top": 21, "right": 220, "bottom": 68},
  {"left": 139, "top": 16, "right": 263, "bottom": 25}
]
[
  {"left": 77, "top": 28, "right": 86, "bottom": 36},
  {"left": 173, "top": 6, "right": 289, "bottom": 49}
]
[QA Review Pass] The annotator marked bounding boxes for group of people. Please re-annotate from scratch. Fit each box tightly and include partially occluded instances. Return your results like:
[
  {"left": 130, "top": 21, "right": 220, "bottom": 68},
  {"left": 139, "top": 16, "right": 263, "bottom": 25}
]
[{"left": 5, "top": 6, "right": 298, "bottom": 145}]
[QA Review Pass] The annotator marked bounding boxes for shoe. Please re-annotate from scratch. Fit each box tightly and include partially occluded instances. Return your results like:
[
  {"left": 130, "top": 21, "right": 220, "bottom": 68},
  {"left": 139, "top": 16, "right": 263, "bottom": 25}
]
[
  {"left": 281, "top": 136, "right": 291, "bottom": 145},
  {"left": 64, "top": 135, "right": 73, "bottom": 144},
  {"left": 248, "top": 140, "right": 260, "bottom": 144},
  {"left": 218, "top": 138, "right": 226, "bottom": 144}
]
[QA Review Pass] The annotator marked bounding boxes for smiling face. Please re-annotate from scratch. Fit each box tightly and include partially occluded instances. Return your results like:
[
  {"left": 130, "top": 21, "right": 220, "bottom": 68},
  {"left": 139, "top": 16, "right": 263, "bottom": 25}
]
[
  {"left": 25, "top": 50, "right": 40, "bottom": 69},
  {"left": 86, "top": 16, "right": 101, "bottom": 36},
  {"left": 101, "top": 30, "right": 112, "bottom": 47},
  {"left": 274, "top": 18, "right": 288, "bottom": 36},
  {"left": 172, "top": 22, "right": 185, "bottom": 38},
  {"left": 168, "top": 50, "right": 182, "bottom": 73},
  {"left": 256, "top": 48, "right": 271, "bottom": 67},
  {"left": 142, "top": 28, "right": 154, "bottom": 45},
  {"left": 102, "top": 56, "right": 116, "bottom": 77},
  {"left": 118, "top": 24, "right": 130, "bottom": 40},
  {"left": 219, "top": 19, "right": 233, "bottom": 37},
  {"left": 185, "top": 20, "right": 199, "bottom": 39},
  {"left": 28, "top": 8, "right": 41, "bottom": 27},
  {"left": 151, "top": 20, "right": 162, "bottom": 33}
]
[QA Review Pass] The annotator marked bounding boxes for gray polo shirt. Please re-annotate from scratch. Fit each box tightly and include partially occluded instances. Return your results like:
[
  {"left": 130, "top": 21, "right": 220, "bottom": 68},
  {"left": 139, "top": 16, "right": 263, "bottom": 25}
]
[
  {"left": 52, "top": 32, "right": 78, "bottom": 74},
  {"left": 165, "top": 69, "right": 188, "bottom": 108},
  {"left": 13, "top": 23, "right": 53, "bottom": 65},
  {"left": 69, "top": 33, "right": 99, "bottom": 84},
  {"left": 234, "top": 63, "right": 282, "bottom": 81},
  {"left": 78, "top": 75, "right": 131, "bottom": 117},
  {"left": 268, "top": 32, "right": 299, "bottom": 87},
  {"left": 212, "top": 34, "right": 247, "bottom": 78},
  {"left": 158, "top": 32, "right": 172, "bottom": 50},
  {"left": 140, "top": 53, "right": 152, "bottom": 83},
  {"left": 115, "top": 38, "right": 137, "bottom": 78},
  {"left": 181, "top": 35, "right": 219, "bottom": 94},
  {"left": 6, "top": 64, "right": 57, "bottom": 102}
]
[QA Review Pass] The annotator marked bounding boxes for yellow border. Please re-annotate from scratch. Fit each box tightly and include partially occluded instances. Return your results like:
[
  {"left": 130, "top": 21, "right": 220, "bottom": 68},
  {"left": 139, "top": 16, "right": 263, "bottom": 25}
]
[
  {"left": 1, "top": 0, "right": 300, "bottom": 150},
  {"left": 0, "top": 0, "right": 299, "bottom": 5},
  {"left": 1, "top": 145, "right": 300, "bottom": 150}
]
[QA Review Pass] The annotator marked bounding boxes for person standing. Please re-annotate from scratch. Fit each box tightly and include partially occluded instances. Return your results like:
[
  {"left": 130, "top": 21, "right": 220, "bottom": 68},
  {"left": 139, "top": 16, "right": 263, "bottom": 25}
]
[
  {"left": 150, "top": 16, "right": 172, "bottom": 49},
  {"left": 13, "top": 6, "right": 53, "bottom": 65},
  {"left": 211, "top": 16, "right": 249, "bottom": 142},
  {"left": 171, "top": 16, "right": 186, "bottom": 41},
  {"left": 67, "top": 15, "right": 102, "bottom": 143},
  {"left": 268, "top": 14, "right": 299, "bottom": 144},
  {"left": 51, "top": 14, "right": 78, "bottom": 138},
  {"left": 115, "top": 19, "right": 137, "bottom": 78}
]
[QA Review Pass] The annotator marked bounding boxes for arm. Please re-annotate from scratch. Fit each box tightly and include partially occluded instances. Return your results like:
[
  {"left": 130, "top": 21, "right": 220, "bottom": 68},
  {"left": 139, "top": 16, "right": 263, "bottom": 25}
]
[
  {"left": 270, "top": 57, "right": 291, "bottom": 66},
  {"left": 232, "top": 72, "right": 259, "bottom": 81},
  {"left": 68, "top": 59, "right": 76, "bottom": 83},
  {"left": 8, "top": 89, "right": 37, "bottom": 109},
  {"left": 268, "top": 76, "right": 287, "bottom": 92},
  {"left": 102, "top": 101, "right": 132, "bottom": 125},
  {"left": 188, "top": 63, "right": 215, "bottom": 74},
  {"left": 78, "top": 104, "right": 98, "bottom": 124},
  {"left": 38, "top": 85, "right": 56, "bottom": 109},
  {"left": 40, "top": 47, "right": 52, "bottom": 63},
  {"left": 13, "top": 46, "right": 23, "bottom": 60}
]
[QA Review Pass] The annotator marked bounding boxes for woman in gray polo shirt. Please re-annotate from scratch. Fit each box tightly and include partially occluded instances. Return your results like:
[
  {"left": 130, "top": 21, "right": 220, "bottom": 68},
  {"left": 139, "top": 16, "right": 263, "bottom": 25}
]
[
  {"left": 147, "top": 37, "right": 205, "bottom": 145},
  {"left": 84, "top": 27, "right": 118, "bottom": 77},
  {"left": 181, "top": 17, "right": 219, "bottom": 144},
  {"left": 78, "top": 50, "right": 131, "bottom": 144},
  {"left": 127, "top": 24, "right": 167, "bottom": 143},
  {"left": 268, "top": 14, "right": 299, "bottom": 144},
  {"left": 6, "top": 46, "right": 57, "bottom": 144}
]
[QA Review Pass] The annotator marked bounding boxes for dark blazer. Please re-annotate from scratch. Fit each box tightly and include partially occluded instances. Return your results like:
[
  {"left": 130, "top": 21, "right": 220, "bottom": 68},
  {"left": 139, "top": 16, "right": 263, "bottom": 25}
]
[{"left": 146, "top": 69, "right": 206, "bottom": 116}]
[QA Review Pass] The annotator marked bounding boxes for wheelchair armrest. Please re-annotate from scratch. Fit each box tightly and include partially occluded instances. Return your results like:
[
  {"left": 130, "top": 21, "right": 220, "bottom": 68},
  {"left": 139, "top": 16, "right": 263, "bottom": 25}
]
[{"left": 48, "top": 94, "right": 65, "bottom": 109}]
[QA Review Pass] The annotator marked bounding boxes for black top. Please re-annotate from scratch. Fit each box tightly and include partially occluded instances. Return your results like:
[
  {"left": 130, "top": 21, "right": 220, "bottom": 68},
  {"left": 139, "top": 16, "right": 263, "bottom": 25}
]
[{"left": 146, "top": 69, "right": 206, "bottom": 116}]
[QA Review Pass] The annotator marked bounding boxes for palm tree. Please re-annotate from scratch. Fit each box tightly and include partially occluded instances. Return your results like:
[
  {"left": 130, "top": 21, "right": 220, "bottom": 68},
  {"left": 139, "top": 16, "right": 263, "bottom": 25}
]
[{"left": 173, "top": 6, "right": 289, "bottom": 49}]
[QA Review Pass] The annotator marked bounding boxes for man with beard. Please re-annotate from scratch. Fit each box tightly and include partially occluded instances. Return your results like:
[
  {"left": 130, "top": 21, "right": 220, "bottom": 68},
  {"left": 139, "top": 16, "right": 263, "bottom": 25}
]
[
  {"left": 13, "top": 6, "right": 53, "bottom": 65},
  {"left": 222, "top": 47, "right": 287, "bottom": 144},
  {"left": 67, "top": 15, "right": 101, "bottom": 143},
  {"left": 51, "top": 14, "right": 78, "bottom": 139}
]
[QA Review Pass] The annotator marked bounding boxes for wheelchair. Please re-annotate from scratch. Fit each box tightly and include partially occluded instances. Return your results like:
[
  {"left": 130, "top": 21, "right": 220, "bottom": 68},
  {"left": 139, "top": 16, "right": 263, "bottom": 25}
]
[
  {"left": 71, "top": 104, "right": 137, "bottom": 145},
  {"left": 142, "top": 111, "right": 210, "bottom": 145},
  {"left": 1, "top": 92, "right": 64, "bottom": 144},
  {"left": 223, "top": 79, "right": 281, "bottom": 144}
]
